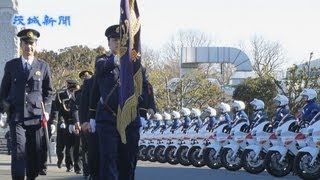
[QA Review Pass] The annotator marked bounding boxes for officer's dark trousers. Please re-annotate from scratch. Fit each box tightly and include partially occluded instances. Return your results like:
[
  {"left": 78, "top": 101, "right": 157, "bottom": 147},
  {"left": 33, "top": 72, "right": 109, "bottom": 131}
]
[
  {"left": 10, "top": 122, "right": 42, "bottom": 179},
  {"left": 66, "top": 131, "right": 81, "bottom": 171},
  {"left": 39, "top": 128, "right": 53, "bottom": 172},
  {"left": 56, "top": 128, "right": 68, "bottom": 166},
  {"left": 88, "top": 132, "right": 99, "bottom": 180},
  {"left": 96, "top": 119, "right": 140, "bottom": 180},
  {"left": 80, "top": 132, "right": 89, "bottom": 176},
  {"left": 40, "top": 129, "right": 48, "bottom": 171},
  {"left": 74, "top": 134, "right": 81, "bottom": 172}
]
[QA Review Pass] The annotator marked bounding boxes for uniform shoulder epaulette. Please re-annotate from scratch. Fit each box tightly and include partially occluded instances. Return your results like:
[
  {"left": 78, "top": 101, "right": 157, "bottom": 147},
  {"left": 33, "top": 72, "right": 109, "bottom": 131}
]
[
  {"left": 105, "top": 51, "right": 112, "bottom": 57},
  {"left": 57, "top": 89, "right": 68, "bottom": 103},
  {"left": 95, "top": 54, "right": 108, "bottom": 63}
]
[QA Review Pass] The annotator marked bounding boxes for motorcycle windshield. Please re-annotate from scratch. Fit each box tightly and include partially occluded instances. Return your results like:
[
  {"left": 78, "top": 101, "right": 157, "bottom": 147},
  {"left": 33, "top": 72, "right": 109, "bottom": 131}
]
[
  {"left": 309, "top": 113, "right": 320, "bottom": 125},
  {"left": 232, "top": 118, "right": 249, "bottom": 128},
  {"left": 278, "top": 114, "right": 296, "bottom": 127},
  {"left": 253, "top": 117, "right": 269, "bottom": 128},
  {"left": 213, "top": 120, "right": 229, "bottom": 129}
]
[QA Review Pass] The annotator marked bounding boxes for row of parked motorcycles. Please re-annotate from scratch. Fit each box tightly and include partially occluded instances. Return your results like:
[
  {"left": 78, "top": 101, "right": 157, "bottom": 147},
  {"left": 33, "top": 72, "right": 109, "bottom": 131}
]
[{"left": 138, "top": 111, "right": 320, "bottom": 180}]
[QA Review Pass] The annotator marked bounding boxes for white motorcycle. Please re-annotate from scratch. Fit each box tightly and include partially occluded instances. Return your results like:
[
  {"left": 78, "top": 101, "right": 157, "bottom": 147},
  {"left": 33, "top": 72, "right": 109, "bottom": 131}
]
[
  {"left": 241, "top": 116, "right": 273, "bottom": 174},
  {"left": 294, "top": 112, "right": 320, "bottom": 180},
  {"left": 187, "top": 122, "right": 211, "bottom": 167},
  {"left": 154, "top": 126, "right": 172, "bottom": 163},
  {"left": 220, "top": 118, "right": 250, "bottom": 171},
  {"left": 176, "top": 122, "right": 198, "bottom": 166},
  {"left": 164, "top": 125, "right": 184, "bottom": 165},
  {"left": 138, "top": 128, "right": 153, "bottom": 161},
  {"left": 203, "top": 120, "right": 230, "bottom": 169},
  {"left": 264, "top": 114, "right": 307, "bottom": 177},
  {"left": 145, "top": 128, "right": 162, "bottom": 162}
]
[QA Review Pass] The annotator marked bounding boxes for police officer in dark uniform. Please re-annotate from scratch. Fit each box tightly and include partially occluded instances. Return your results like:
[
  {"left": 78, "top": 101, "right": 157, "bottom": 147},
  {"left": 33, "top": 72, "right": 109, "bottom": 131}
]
[
  {"left": 55, "top": 80, "right": 80, "bottom": 172},
  {"left": 78, "top": 70, "right": 97, "bottom": 179},
  {"left": 81, "top": 70, "right": 100, "bottom": 180},
  {"left": 68, "top": 80, "right": 83, "bottom": 175},
  {"left": 89, "top": 24, "right": 156, "bottom": 180},
  {"left": 0, "top": 29, "right": 54, "bottom": 180}
]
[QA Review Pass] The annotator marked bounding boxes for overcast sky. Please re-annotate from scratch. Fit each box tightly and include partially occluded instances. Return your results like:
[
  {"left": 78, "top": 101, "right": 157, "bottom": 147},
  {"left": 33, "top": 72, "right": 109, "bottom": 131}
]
[{"left": 16, "top": 0, "right": 320, "bottom": 66}]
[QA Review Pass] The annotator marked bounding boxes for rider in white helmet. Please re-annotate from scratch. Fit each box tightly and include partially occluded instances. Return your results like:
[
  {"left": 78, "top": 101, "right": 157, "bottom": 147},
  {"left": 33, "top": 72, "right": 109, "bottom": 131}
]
[
  {"left": 191, "top": 108, "right": 203, "bottom": 131},
  {"left": 250, "top": 98, "right": 268, "bottom": 128},
  {"left": 299, "top": 88, "right": 320, "bottom": 123},
  {"left": 272, "top": 94, "right": 289, "bottom": 127},
  {"left": 231, "top": 100, "right": 249, "bottom": 124},
  {"left": 203, "top": 106, "right": 217, "bottom": 131},
  {"left": 162, "top": 112, "right": 172, "bottom": 130},
  {"left": 143, "top": 113, "right": 154, "bottom": 131},
  {"left": 170, "top": 110, "right": 182, "bottom": 131},
  {"left": 180, "top": 107, "right": 192, "bottom": 130},
  {"left": 217, "top": 102, "right": 231, "bottom": 122},
  {"left": 152, "top": 113, "right": 163, "bottom": 132}
]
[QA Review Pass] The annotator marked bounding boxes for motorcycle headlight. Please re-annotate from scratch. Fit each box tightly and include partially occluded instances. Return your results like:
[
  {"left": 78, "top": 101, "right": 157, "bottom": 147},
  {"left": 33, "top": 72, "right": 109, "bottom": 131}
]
[
  {"left": 307, "top": 128, "right": 313, "bottom": 136},
  {"left": 252, "top": 129, "right": 257, "bottom": 135},
  {"left": 276, "top": 129, "right": 282, "bottom": 136}
]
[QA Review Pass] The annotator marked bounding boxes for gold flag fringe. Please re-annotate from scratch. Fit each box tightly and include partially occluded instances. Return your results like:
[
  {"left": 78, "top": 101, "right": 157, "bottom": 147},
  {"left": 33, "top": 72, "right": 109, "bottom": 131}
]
[{"left": 117, "top": 67, "right": 143, "bottom": 144}]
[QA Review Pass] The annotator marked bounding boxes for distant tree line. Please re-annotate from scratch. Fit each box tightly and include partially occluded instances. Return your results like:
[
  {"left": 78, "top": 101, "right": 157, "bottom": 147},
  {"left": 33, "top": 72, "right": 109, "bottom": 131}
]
[{"left": 35, "top": 29, "right": 320, "bottom": 119}]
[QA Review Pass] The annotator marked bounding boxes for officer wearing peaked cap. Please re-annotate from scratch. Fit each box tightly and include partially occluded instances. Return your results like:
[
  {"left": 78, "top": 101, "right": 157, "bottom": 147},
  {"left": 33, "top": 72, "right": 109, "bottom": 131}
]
[
  {"left": 67, "top": 80, "right": 83, "bottom": 175},
  {"left": 79, "top": 70, "right": 93, "bottom": 80},
  {"left": 77, "top": 70, "right": 94, "bottom": 178},
  {"left": 0, "top": 28, "right": 54, "bottom": 180},
  {"left": 79, "top": 70, "right": 100, "bottom": 179},
  {"left": 54, "top": 80, "right": 81, "bottom": 173},
  {"left": 88, "top": 24, "right": 156, "bottom": 180}
]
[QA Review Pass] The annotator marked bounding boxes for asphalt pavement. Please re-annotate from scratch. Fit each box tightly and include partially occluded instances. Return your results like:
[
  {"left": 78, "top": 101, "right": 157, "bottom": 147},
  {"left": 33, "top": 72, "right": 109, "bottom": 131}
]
[{"left": 0, "top": 154, "right": 300, "bottom": 180}]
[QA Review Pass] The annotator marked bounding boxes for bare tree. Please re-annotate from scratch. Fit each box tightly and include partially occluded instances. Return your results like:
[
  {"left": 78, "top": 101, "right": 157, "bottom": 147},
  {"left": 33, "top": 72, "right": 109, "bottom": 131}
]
[
  {"left": 153, "top": 29, "right": 215, "bottom": 109},
  {"left": 161, "top": 29, "right": 213, "bottom": 78},
  {"left": 250, "top": 35, "right": 285, "bottom": 77}
]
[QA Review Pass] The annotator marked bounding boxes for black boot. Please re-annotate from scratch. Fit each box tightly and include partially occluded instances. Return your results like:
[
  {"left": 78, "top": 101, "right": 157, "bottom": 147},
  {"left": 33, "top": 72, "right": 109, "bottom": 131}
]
[
  {"left": 57, "top": 159, "right": 62, "bottom": 168},
  {"left": 39, "top": 169, "right": 47, "bottom": 175}
]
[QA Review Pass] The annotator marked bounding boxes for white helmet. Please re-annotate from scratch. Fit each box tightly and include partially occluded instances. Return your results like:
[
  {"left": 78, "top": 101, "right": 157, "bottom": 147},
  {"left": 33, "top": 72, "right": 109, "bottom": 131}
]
[
  {"left": 250, "top": 98, "right": 265, "bottom": 110},
  {"left": 180, "top": 107, "right": 191, "bottom": 116},
  {"left": 204, "top": 106, "right": 217, "bottom": 117},
  {"left": 273, "top": 94, "right": 289, "bottom": 106},
  {"left": 191, "top": 108, "right": 201, "bottom": 117},
  {"left": 218, "top": 102, "right": 231, "bottom": 113},
  {"left": 171, "top": 110, "right": 181, "bottom": 119},
  {"left": 154, "top": 113, "right": 163, "bottom": 121},
  {"left": 232, "top": 100, "right": 246, "bottom": 111},
  {"left": 300, "top": 88, "right": 317, "bottom": 101},
  {"left": 162, "top": 112, "right": 171, "bottom": 120}
]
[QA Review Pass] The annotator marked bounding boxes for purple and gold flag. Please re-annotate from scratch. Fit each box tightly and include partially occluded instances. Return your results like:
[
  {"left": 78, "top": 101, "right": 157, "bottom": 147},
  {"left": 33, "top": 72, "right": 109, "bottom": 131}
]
[{"left": 117, "top": 0, "right": 142, "bottom": 144}]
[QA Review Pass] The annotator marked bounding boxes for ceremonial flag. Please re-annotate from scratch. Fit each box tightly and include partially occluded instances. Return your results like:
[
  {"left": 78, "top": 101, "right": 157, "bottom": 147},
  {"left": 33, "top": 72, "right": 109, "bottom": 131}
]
[{"left": 117, "top": 0, "right": 142, "bottom": 144}]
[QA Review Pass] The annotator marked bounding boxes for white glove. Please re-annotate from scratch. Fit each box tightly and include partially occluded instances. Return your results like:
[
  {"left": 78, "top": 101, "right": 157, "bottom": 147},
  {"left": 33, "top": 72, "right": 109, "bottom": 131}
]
[
  {"left": 89, "top": 119, "right": 96, "bottom": 133},
  {"left": 42, "top": 112, "right": 49, "bottom": 121},
  {"left": 68, "top": 125, "right": 75, "bottom": 134},
  {"left": 0, "top": 113, "right": 8, "bottom": 128},
  {"left": 60, "top": 123, "right": 66, "bottom": 129},
  {"left": 0, "top": 120, "right": 5, "bottom": 128},
  {"left": 50, "top": 124, "right": 56, "bottom": 134}
]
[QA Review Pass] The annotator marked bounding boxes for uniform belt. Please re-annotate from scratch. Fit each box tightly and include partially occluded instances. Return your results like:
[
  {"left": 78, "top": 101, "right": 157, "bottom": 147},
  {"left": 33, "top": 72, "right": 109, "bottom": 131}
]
[
  {"left": 24, "top": 119, "right": 40, "bottom": 126},
  {"left": 100, "top": 97, "right": 117, "bottom": 117}
]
